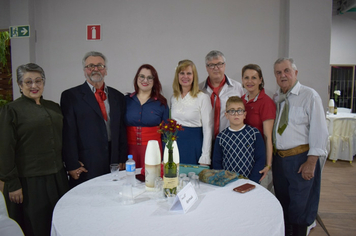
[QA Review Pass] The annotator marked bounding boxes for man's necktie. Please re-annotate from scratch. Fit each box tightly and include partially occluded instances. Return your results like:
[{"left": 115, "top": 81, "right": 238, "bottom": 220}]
[
  {"left": 207, "top": 76, "right": 226, "bottom": 138},
  {"left": 95, "top": 86, "right": 108, "bottom": 121},
  {"left": 272, "top": 81, "right": 298, "bottom": 147}
]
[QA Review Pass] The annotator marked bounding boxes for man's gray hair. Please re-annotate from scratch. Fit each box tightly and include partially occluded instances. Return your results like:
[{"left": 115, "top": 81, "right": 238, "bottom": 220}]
[
  {"left": 82, "top": 51, "right": 107, "bottom": 68},
  {"left": 205, "top": 50, "right": 226, "bottom": 64},
  {"left": 17, "top": 63, "right": 46, "bottom": 85},
  {"left": 274, "top": 57, "right": 297, "bottom": 71}
]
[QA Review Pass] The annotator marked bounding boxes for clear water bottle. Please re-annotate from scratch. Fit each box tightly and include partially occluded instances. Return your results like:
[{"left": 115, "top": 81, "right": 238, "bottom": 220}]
[{"left": 126, "top": 155, "right": 136, "bottom": 186}]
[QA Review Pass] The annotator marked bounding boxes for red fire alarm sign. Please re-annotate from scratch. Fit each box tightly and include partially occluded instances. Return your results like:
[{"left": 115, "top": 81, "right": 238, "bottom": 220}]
[{"left": 87, "top": 24, "right": 101, "bottom": 41}]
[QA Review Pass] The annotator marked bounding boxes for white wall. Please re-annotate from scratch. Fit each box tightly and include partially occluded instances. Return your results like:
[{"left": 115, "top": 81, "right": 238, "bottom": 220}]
[
  {"left": 8, "top": 0, "right": 36, "bottom": 91},
  {"left": 6, "top": 0, "right": 332, "bottom": 109},
  {"left": 0, "top": 0, "right": 10, "bottom": 29},
  {"left": 288, "top": 0, "right": 332, "bottom": 108},
  {"left": 330, "top": 13, "right": 356, "bottom": 64},
  {"left": 32, "top": 0, "right": 281, "bottom": 103}
]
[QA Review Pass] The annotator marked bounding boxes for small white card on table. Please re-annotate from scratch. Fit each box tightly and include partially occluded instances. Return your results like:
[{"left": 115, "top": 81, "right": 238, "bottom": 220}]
[{"left": 170, "top": 182, "right": 198, "bottom": 213}]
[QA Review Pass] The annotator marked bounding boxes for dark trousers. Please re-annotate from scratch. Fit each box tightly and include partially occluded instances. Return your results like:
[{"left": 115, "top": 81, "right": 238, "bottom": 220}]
[
  {"left": 272, "top": 150, "right": 321, "bottom": 227},
  {"left": 4, "top": 169, "right": 69, "bottom": 236},
  {"left": 69, "top": 141, "right": 112, "bottom": 188}
]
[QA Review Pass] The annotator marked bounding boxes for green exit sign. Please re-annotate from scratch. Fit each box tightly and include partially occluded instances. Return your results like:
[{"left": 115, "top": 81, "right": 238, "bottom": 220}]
[{"left": 9, "top": 25, "right": 30, "bottom": 38}]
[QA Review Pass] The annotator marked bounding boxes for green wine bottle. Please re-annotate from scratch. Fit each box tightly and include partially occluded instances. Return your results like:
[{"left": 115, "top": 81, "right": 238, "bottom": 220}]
[{"left": 163, "top": 149, "right": 178, "bottom": 196}]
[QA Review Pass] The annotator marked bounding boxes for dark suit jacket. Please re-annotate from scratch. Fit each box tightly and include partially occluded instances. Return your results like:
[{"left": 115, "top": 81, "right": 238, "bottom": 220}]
[{"left": 61, "top": 82, "right": 127, "bottom": 187}]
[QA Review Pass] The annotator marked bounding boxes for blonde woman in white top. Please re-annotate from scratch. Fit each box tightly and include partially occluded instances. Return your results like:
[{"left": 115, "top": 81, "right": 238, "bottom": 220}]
[{"left": 171, "top": 60, "right": 213, "bottom": 165}]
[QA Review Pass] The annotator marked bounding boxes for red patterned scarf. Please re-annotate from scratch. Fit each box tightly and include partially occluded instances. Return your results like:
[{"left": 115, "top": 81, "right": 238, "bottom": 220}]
[{"left": 207, "top": 76, "right": 226, "bottom": 138}]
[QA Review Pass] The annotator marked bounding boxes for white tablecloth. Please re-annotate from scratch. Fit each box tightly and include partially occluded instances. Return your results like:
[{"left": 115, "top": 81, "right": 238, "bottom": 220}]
[
  {"left": 327, "top": 113, "right": 356, "bottom": 161},
  {"left": 0, "top": 192, "right": 24, "bottom": 236},
  {"left": 51, "top": 171, "right": 284, "bottom": 236},
  {"left": 326, "top": 113, "right": 356, "bottom": 135},
  {"left": 0, "top": 216, "right": 24, "bottom": 236}
]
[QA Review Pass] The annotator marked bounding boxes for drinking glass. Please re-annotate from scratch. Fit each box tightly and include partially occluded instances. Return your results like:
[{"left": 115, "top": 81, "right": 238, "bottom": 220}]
[
  {"left": 154, "top": 177, "right": 164, "bottom": 199},
  {"left": 110, "top": 164, "right": 120, "bottom": 181},
  {"left": 122, "top": 183, "right": 134, "bottom": 205},
  {"left": 179, "top": 173, "right": 187, "bottom": 179},
  {"left": 188, "top": 172, "right": 196, "bottom": 179},
  {"left": 191, "top": 175, "right": 200, "bottom": 189},
  {"left": 179, "top": 173, "right": 187, "bottom": 190},
  {"left": 182, "top": 177, "right": 190, "bottom": 188}
]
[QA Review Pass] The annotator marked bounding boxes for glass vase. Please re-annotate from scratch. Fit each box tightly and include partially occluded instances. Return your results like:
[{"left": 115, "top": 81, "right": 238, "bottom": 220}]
[{"left": 163, "top": 149, "right": 178, "bottom": 196}]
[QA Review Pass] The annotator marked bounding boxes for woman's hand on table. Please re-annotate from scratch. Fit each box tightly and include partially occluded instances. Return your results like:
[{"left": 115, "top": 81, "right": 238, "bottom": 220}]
[
  {"left": 9, "top": 188, "right": 23, "bottom": 204},
  {"left": 68, "top": 161, "right": 88, "bottom": 180}
]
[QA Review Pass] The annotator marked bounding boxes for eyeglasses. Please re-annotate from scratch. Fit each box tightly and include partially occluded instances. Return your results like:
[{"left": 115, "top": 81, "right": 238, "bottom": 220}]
[
  {"left": 23, "top": 79, "right": 44, "bottom": 87},
  {"left": 84, "top": 64, "right": 106, "bottom": 71},
  {"left": 206, "top": 62, "right": 225, "bottom": 69},
  {"left": 138, "top": 74, "right": 154, "bottom": 83},
  {"left": 226, "top": 109, "right": 245, "bottom": 116}
]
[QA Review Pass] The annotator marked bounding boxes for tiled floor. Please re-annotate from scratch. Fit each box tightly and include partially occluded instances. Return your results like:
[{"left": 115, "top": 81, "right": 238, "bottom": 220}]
[{"left": 309, "top": 160, "right": 356, "bottom": 236}]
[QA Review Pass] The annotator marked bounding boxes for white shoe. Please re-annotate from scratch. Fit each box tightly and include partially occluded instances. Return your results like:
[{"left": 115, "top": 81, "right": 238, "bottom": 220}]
[{"left": 307, "top": 220, "right": 316, "bottom": 235}]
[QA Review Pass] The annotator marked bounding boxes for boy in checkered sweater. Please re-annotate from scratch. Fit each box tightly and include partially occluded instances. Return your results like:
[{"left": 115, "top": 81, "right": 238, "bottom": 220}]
[{"left": 212, "top": 96, "right": 265, "bottom": 183}]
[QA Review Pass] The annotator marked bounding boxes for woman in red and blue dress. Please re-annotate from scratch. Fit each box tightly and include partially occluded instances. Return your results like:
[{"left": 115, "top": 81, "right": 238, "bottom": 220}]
[
  {"left": 125, "top": 64, "right": 169, "bottom": 168},
  {"left": 241, "top": 64, "right": 276, "bottom": 182}
]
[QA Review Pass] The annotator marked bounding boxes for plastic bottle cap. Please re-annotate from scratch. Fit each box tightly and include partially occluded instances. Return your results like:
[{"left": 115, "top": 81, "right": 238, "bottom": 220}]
[{"left": 128, "top": 155, "right": 133, "bottom": 159}]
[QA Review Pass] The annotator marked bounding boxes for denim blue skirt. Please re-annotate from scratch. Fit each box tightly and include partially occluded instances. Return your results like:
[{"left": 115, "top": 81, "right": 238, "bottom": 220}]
[{"left": 176, "top": 126, "right": 203, "bottom": 165}]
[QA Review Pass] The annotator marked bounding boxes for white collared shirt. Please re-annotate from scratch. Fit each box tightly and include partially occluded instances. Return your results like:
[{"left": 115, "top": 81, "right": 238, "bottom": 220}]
[
  {"left": 244, "top": 92, "right": 259, "bottom": 102},
  {"left": 199, "top": 75, "right": 244, "bottom": 133},
  {"left": 274, "top": 82, "right": 328, "bottom": 156},
  {"left": 170, "top": 92, "right": 213, "bottom": 164},
  {"left": 86, "top": 81, "right": 111, "bottom": 141}
]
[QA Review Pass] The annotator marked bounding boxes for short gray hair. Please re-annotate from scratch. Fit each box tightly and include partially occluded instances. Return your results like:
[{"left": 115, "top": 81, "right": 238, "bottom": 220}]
[
  {"left": 274, "top": 57, "right": 297, "bottom": 71},
  {"left": 17, "top": 63, "right": 46, "bottom": 85},
  {"left": 82, "top": 51, "right": 107, "bottom": 68},
  {"left": 205, "top": 50, "right": 226, "bottom": 65}
]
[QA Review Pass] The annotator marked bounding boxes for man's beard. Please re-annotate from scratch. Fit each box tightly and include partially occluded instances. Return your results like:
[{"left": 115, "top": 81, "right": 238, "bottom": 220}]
[{"left": 86, "top": 72, "right": 103, "bottom": 83}]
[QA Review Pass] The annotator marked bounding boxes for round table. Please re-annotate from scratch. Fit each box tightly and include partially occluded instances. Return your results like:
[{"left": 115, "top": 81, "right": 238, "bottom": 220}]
[
  {"left": 326, "top": 113, "right": 356, "bottom": 135},
  {"left": 51, "top": 171, "right": 284, "bottom": 236},
  {"left": 0, "top": 216, "right": 24, "bottom": 236}
]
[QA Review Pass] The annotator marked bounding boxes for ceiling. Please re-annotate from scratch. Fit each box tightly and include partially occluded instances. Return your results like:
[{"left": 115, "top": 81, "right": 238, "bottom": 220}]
[{"left": 333, "top": 0, "right": 356, "bottom": 15}]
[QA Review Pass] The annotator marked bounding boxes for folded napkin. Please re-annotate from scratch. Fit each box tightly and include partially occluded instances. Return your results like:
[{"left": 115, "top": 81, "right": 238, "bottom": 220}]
[{"left": 198, "top": 169, "right": 239, "bottom": 187}]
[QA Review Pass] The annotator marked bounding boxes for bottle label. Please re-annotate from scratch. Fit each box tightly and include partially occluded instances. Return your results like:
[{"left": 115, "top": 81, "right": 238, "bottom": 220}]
[
  {"left": 163, "top": 176, "right": 178, "bottom": 189},
  {"left": 126, "top": 163, "right": 135, "bottom": 172}
]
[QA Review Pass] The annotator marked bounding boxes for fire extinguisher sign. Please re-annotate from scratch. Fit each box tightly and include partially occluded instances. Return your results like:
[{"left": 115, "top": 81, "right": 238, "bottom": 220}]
[{"left": 86, "top": 24, "right": 101, "bottom": 41}]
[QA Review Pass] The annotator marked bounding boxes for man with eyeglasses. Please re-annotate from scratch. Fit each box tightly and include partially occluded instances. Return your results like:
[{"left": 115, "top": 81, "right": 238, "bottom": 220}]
[
  {"left": 199, "top": 50, "right": 244, "bottom": 140},
  {"left": 60, "top": 51, "right": 127, "bottom": 187}
]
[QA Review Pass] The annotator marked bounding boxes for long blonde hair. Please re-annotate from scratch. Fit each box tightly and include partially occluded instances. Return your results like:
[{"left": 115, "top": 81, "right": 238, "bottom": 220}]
[{"left": 172, "top": 59, "right": 200, "bottom": 99}]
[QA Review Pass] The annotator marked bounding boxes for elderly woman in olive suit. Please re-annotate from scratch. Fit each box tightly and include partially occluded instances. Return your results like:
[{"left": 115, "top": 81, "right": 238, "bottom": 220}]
[{"left": 0, "top": 63, "right": 69, "bottom": 236}]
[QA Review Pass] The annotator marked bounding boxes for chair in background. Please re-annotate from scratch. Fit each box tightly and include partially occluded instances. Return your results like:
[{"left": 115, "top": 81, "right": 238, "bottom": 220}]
[
  {"left": 325, "top": 117, "right": 331, "bottom": 158},
  {"left": 0, "top": 191, "right": 24, "bottom": 236},
  {"left": 328, "top": 118, "right": 356, "bottom": 163}
]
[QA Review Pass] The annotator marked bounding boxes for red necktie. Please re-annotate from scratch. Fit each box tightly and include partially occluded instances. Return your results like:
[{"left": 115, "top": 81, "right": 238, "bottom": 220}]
[
  {"left": 94, "top": 85, "right": 108, "bottom": 121},
  {"left": 207, "top": 76, "right": 226, "bottom": 138}
]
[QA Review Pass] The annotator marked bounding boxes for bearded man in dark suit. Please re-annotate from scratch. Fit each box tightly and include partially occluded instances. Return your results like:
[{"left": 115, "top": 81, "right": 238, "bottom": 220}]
[{"left": 61, "top": 51, "right": 127, "bottom": 187}]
